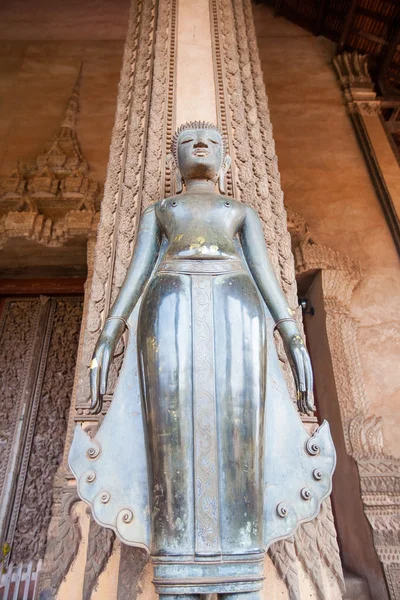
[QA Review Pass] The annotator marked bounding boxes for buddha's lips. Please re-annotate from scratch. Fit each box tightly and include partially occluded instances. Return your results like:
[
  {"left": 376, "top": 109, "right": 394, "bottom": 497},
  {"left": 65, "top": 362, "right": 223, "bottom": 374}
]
[{"left": 193, "top": 149, "right": 210, "bottom": 157}]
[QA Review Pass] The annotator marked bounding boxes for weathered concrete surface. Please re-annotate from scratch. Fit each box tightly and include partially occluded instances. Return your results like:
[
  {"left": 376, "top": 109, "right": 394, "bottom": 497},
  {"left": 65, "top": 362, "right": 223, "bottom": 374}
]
[{"left": 0, "top": 40, "right": 124, "bottom": 183}]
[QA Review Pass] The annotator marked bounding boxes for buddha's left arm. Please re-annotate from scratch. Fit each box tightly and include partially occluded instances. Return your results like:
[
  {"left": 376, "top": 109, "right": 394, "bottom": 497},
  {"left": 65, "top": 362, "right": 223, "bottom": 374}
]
[{"left": 240, "top": 205, "right": 314, "bottom": 413}]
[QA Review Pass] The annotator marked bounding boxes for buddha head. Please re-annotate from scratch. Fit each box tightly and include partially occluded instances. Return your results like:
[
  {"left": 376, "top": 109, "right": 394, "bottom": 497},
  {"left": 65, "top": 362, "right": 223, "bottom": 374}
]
[{"left": 170, "top": 121, "right": 231, "bottom": 194}]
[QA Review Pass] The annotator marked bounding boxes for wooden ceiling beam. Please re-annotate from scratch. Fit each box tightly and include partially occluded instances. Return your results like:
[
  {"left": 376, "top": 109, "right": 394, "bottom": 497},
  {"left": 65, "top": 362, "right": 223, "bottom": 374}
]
[
  {"left": 338, "top": 0, "right": 358, "bottom": 52},
  {"left": 315, "top": 0, "right": 329, "bottom": 36},
  {"left": 357, "top": 6, "right": 396, "bottom": 25},
  {"left": 380, "top": 100, "right": 400, "bottom": 109},
  {"left": 274, "top": 0, "right": 283, "bottom": 16},
  {"left": 379, "top": 24, "right": 400, "bottom": 83},
  {"left": 385, "top": 121, "right": 400, "bottom": 134},
  {"left": 354, "top": 29, "right": 388, "bottom": 48}
]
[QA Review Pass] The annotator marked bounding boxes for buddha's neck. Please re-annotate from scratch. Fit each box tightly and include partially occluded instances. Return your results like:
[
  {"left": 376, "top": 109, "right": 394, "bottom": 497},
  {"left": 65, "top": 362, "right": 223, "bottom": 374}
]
[{"left": 184, "top": 179, "right": 216, "bottom": 193}]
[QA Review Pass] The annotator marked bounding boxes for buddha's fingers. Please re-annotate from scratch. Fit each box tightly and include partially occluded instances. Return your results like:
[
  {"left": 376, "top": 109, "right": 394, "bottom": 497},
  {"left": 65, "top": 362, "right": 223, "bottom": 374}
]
[
  {"left": 90, "top": 363, "right": 102, "bottom": 414},
  {"left": 100, "top": 346, "right": 111, "bottom": 396},
  {"left": 294, "top": 346, "right": 306, "bottom": 392},
  {"left": 303, "top": 348, "right": 313, "bottom": 394}
]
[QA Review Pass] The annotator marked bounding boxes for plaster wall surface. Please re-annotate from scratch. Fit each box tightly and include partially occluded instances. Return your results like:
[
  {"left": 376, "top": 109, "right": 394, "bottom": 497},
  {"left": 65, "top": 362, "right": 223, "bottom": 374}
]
[
  {"left": 176, "top": 0, "right": 217, "bottom": 124},
  {"left": 0, "top": 0, "right": 129, "bottom": 184},
  {"left": 254, "top": 5, "right": 400, "bottom": 459},
  {"left": 0, "top": 0, "right": 130, "bottom": 41}
]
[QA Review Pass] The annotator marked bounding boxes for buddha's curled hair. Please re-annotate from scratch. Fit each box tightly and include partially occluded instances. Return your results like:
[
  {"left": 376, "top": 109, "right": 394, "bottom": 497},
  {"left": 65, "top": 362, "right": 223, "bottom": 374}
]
[{"left": 170, "top": 121, "right": 227, "bottom": 165}]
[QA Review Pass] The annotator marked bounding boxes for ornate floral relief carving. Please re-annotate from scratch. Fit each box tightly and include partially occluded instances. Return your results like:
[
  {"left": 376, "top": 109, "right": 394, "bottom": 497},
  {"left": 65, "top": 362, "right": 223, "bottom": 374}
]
[
  {"left": 109, "top": 0, "right": 156, "bottom": 306},
  {"left": 82, "top": 515, "right": 115, "bottom": 600},
  {"left": 11, "top": 298, "right": 83, "bottom": 564},
  {"left": 209, "top": 0, "right": 235, "bottom": 196},
  {"left": 288, "top": 206, "right": 400, "bottom": 599},
  {"left": 316, "top": 500, "right": 346, "bottom": 591},
  {"left": 241, "top": 0, "right": 298, "bottom": 311},
  {"left": 0, "top": 300, "right": 41, "bottom": 507},
  {"left": 4, "top": 299, "right": 57, "bottom": 564},
  {"left": 0, "top": 67, "right": 101, "bottom": 250},
  {"left": 73, "top": 0, "right": 157, "bottom": 413},
  {"left": 333, "top": 52, "right": 378, "bottom": 117},
  {"left": 142, "top": 0, "right": 178, "bottom": 204},
  {"left": 231, "top": 0, "right": 279, "bottom": 274},
  {"left": 37, "top": 491, "right": 82, "bottom": 599},
  {"left": 268, "top": 537, "right": 301, "bottom": 600},
  {"left": 117, "top": 546, "right": 149, "bottom": 600},
  {"left": 217, "top": 0, "right": 300, "bottom": 403},
  {"left": 218, "top": 0, "right": 256, "bottom": 206},
  {"left": 294, "top": 520, "right": 327, "bottom": 600}
]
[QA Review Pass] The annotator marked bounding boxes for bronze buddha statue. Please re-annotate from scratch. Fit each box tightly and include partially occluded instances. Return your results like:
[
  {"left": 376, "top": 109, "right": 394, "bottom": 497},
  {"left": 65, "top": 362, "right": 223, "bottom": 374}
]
[{"left": 70, "top": 121, "right": 335, "bottom": 600}]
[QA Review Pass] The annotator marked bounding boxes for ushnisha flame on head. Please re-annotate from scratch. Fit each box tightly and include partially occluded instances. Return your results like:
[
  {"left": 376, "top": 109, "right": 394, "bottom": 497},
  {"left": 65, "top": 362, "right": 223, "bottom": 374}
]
[{"left": 170, "top": 121, "right": 227, "bottom": 166}]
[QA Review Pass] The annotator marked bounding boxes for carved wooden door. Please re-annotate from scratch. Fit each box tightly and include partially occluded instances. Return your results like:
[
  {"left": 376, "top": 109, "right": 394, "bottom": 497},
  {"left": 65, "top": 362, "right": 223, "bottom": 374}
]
[{"left": 0, "top": 295, "right": 83, "bottom": 565}]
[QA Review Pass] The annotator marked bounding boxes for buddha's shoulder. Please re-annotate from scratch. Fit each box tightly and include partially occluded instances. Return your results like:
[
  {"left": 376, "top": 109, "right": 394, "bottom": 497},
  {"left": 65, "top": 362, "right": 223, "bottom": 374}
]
[
  {"left": 156, "top": 194, "right": 244, "bottom": 205},
  {"left": 153, "top": 195, "right": 247, "bottom": 215}
]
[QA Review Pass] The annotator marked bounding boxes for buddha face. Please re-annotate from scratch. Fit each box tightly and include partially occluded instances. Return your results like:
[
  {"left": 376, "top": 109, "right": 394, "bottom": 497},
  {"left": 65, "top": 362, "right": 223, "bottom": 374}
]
[{"left": 177, "top": 128, "right": 224, "bottom": 183}]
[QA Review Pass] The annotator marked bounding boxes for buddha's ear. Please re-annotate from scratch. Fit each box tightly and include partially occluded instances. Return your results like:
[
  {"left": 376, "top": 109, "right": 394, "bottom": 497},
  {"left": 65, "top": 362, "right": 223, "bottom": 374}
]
[
  {"left": 218, "top": 155, "right": 231, "bottom": 195},
  {"left": 166, "top": 152, "right": 183, "bottom": 194},
  {"left": 175, "top": 170, "right": 183, "bottom": 194}
]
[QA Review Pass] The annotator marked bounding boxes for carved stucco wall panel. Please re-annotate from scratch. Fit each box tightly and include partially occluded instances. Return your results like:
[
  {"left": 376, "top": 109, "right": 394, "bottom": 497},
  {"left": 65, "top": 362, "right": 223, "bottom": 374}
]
[
  {"left": 287, "top": 207, "right": 400, "bottom": 600},
  {"left": 0, "top": 299, "right": 41, "bottom": 503},
  {"left": 0, "top": 296, "right": 83, "bottom": 577},
  {"left": 0, "top": 67, "right": 101, "bottom": 257},
  {"left": 11, "top": 298, "right": 83, "bottom": 564}
]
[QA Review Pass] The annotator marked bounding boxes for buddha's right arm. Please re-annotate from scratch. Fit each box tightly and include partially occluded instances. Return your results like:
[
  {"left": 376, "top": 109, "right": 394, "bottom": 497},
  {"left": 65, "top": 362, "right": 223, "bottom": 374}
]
[
  {"left": 90, "top": 206, "right": 161, "bottom": 412},
  {"left": 107, "top": 205, "right": 161, "bottom": 323}
]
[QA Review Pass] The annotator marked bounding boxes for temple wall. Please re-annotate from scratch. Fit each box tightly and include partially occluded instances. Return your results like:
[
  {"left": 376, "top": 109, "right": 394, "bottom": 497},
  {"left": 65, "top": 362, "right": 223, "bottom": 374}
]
[
  {"left": 0, "top": 0, "right": 129, "bottom": 182},
  {"left": 254, "top": 5, "right": 400, "bottom": 459},
  {"left": 2, "top": 1, "right": 398, "bottom": 598}
]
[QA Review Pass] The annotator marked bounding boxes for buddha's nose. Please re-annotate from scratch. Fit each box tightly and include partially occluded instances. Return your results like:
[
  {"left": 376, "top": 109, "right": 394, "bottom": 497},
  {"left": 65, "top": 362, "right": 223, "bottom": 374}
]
[{"left": 194, "top": 139, "right": 208, "bottom": 148}]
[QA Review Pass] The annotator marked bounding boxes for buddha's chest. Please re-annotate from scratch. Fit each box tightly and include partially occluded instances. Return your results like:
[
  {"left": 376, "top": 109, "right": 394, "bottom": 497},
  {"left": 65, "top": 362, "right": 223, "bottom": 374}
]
[{"left": 156, "top": 195, "right": 244, "bottom": 240}]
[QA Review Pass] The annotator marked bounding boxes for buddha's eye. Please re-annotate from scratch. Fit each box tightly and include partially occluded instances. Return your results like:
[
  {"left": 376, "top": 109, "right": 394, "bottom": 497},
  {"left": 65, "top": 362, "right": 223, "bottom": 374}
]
[
  {"left": 180, "top": 138, "right": 194, "bottom": 145},
  {"left": 209, "top": 139, "right": 219, "bottom": 145}
]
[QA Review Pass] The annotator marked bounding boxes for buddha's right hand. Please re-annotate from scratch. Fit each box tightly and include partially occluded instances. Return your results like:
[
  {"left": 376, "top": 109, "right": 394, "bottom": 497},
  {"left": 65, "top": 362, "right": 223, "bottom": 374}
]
[{"left": 90, "top": 318, "right": 126, "bottom": 414}]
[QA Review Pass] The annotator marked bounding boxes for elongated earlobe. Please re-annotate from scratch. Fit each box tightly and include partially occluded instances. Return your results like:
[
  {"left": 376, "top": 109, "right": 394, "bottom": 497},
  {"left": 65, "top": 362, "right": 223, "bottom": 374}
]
[
  {"left": 218, "top": 155, "right": 231, "bottom": 195},
  {"left": 218, "top": 170, "right": 226, "bottom": 195},
  {"left": 166, "top": 152, "right": 183, "bottom": 194},
  {"left": 175, "top": 168, "right": 183, "bottom": 194}
]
